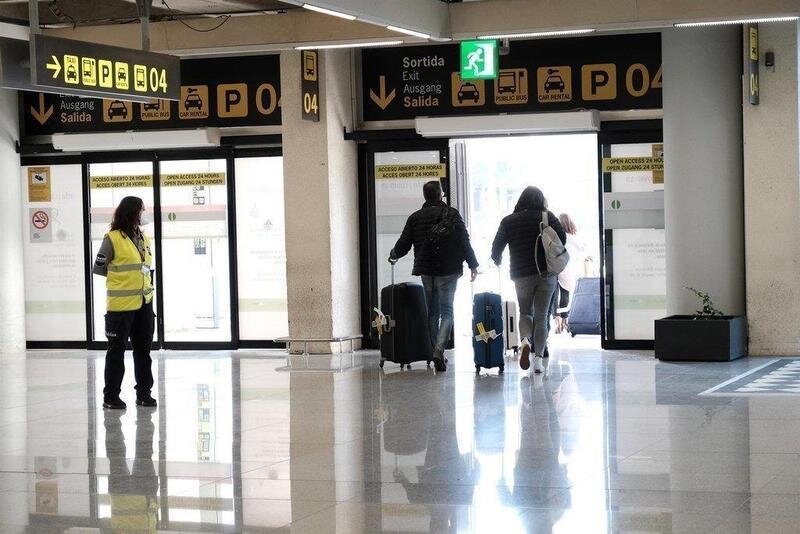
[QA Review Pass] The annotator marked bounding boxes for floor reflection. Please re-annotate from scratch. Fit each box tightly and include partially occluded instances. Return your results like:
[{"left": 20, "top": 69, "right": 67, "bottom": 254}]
[
  {"left": 103, "top": 408, "right": 158, "bottom": 532},
  {"left": 0, "top": 348, "right": 792, "bottom": 533}
]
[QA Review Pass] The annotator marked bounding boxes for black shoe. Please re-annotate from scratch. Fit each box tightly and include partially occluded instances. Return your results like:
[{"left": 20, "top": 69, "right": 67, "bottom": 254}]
[
  {"left": 431, "top": 349, "right": 447, "bottom": 372},
  {"left": 103, "top": 398, "right": 127, "bottom": 410},
  {"left": 136, "top": 395, "right": 157, "bottom": 407}
]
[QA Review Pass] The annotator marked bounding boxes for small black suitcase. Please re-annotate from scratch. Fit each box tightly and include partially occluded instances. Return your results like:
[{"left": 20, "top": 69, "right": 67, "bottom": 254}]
[
  {"left": 568, "top": 277, "right": 601, "bottom": 336},
  {"left": 377, "top": 270, "right": 433, "bottom": 369}
]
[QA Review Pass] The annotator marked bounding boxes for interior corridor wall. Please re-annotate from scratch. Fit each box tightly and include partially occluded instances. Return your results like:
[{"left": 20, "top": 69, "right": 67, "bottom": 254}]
[
  {"left": 0, "top": 88, "right": 24, "bottom": 352},
  {"left": 743, "top": 22, "right": 800, "bottom": 356},
  {"left": 662, "top": 27, "right": 745, "bottom": 317}
]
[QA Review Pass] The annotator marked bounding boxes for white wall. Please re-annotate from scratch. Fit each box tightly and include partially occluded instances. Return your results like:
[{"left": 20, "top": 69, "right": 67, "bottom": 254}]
[
  {"left": 743, "top": 22, "right": 800, "bottom": 355},
  {"left": 662, "top": 27, "right": 745, "bottom": 316},
  {"left": 0, "top": 88, "right": 24, "bottom": 352}
]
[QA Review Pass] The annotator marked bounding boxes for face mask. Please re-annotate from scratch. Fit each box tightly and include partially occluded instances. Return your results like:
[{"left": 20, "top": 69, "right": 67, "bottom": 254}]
[{"left": 139, "top": 213, "right": 150, "bottom": 226}]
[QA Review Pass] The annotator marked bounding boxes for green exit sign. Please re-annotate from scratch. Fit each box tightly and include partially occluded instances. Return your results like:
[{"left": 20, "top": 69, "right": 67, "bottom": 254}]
[{"left": 460, "top": 40, "right": 499, "bottom": 80}]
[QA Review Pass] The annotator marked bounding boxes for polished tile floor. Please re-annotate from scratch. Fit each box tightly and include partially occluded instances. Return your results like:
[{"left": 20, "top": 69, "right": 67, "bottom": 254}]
[{"left": 1, "top": 340, "right": 800, "bottom": 533}]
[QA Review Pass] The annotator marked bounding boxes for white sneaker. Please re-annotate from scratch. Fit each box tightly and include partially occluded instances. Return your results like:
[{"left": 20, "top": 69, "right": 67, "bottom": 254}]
[{"left": 533, "top": 356, "right": 544, "bottom": 374}]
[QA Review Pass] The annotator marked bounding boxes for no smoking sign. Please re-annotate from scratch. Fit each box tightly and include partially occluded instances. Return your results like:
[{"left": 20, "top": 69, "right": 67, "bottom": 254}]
[
  {"left": 30, "top": 208, "right": 53, "bottom": 243},
  {"left": 32, "top": 210, "right": 49, "bottom": 229}
]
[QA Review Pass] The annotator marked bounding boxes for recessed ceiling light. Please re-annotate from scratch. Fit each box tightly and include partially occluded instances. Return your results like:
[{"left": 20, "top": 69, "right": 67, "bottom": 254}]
[
  {"left": 478, "top": 29, "right": 596, "bottom": 39},
  {"left": 675, "top": 16, "right": 799, "bottom": 27},
  {"left": 386, "top": 25, "right": 431, "bottom": 39},
  {"left": 302, "top": 4, "right": 356, "bottom": 21},
  {"left": 295, "top": 41, "right": 403, "bottom": 50}
]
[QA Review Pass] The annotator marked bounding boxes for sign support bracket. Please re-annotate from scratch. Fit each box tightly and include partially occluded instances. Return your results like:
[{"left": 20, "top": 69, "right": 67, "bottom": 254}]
[
  {"left": 136, "top": 0, "right": 152, "bottom": 52},
  {"left": 27, "top": 0, "right": 41, "bottom": 75}
]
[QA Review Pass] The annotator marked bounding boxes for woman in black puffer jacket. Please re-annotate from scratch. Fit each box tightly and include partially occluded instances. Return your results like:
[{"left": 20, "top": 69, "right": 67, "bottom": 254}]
[{"left": 491, "top": 186, "right": 566, "bottom": 374}]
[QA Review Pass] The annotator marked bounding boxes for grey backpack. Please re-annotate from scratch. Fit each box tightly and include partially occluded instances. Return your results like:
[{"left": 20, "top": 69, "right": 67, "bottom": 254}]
[{"left": 536, "top": 211, "right": 569, "bottom": 274}]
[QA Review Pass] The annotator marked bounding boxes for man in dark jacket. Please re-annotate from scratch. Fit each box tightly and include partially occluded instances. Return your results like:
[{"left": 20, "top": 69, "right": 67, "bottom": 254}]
[
  {"left": 491, "top": 186, "right": 566, "bottom": 374},
  {"left": 390, "top": 181, "right": 479, "bottom": 372}
]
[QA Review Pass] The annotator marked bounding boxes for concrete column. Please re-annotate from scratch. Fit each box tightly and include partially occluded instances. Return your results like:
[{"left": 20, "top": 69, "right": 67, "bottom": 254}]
[
  {"left": 662, "top": 27, "right": 745, "bottom": 316},
  {"left": 280, "top": 50, "right": 360, "bottom": 353},
  {"left": 743, "top": 22, "right": 800, "bottom": 355},
  {"left": 0, "top": 88, "right": 25, "bottom": 352}
]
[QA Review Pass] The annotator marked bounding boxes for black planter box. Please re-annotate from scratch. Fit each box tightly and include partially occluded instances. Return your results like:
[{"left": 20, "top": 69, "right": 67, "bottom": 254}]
[{"left": 655, "top": 315, "right": 747, "bottom": 362}]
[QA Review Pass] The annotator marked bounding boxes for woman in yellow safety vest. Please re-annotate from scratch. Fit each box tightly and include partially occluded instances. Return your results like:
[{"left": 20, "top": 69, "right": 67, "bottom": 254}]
[{"left": 92, "top": 196, "right": 156, "bottom": 410}]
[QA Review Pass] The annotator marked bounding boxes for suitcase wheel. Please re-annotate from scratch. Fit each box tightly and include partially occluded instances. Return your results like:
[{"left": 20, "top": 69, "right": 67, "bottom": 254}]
[
  {"left": 499, "top": 364, "right": 504, "bottom": 374},
  {"left": 379, "top": 360, "right": 385, "bottom": 368},
  {"left": 475, "top": 365, "right": 481, "bottom": 374},
  {"left": 406, "top": 364, "right": 412, "bottom": 370},
  {"left": 427, "top": 360, "right": 431, "bottom": 367}
]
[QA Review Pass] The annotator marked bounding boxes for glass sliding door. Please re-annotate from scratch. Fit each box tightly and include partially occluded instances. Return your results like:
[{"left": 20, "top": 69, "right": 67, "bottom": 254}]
[
  {"left": 88, "top": 161, "right": 157, "bottom": 343},
  {"left": 600, "top": 130, "right": 665, "bottom": 348},
  {"left": 373, "top": 148, "right": 449, "bottom": 297},
  {"left": 158, "top": 158, "right": 232, "bottom": 343},
  {"left": 234, "top": 156, "right": 288, "bottom": 341}
]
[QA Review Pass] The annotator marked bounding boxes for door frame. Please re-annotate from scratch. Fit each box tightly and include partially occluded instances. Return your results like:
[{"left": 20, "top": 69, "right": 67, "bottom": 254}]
[
  {"left": 22, "top": 147, "right": 285, "bottom": 350},
  {"left": 597, "top": 119, "right": 663, "bottom": 350},
  {"left": 358, "top": 138, "right": 450, "bottom": 348}
]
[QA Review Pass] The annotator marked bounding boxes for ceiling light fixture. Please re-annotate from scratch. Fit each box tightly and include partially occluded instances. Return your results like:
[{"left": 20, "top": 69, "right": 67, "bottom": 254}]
[
  {"left": 295, "top": 41, "right": 403, "bottom": 50},
  {"left": 478, "top": 29, "right": 595, "bottom": 39},
  {"left": 386, "top": 25, "right": 431, "bottom": 39},
  {"left": 302, "top": 4, "right": 356, "bottom": 21},
  {"left": 675, "top": 16, "right": 799, "bottom": 27}
]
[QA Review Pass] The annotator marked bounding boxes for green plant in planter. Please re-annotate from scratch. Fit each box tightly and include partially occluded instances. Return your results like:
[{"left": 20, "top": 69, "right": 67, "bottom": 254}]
[{"left": 685, "top": 287, "right": 724, "bottom": 318}]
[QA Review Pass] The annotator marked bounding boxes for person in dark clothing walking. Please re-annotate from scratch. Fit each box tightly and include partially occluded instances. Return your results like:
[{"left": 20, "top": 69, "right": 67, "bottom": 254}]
[
  {"left": 92, "top": 196, "right": 156, "bottom": 410},
  {"left": 491, "top": 186, "right": 566, "bottom": 374},
  {"left": 390, "top": 181, "right": 479, "bottom": 372}
]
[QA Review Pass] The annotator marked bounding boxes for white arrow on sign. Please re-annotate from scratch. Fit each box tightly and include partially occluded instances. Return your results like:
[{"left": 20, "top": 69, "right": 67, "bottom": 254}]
[{"left": 46, "top": 55, "right": 61, "bottom": 79}]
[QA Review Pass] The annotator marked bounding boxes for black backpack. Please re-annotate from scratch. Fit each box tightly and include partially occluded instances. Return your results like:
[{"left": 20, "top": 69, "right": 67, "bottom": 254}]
[{"left": 427, "top": 207, "right": 457, "bottom": 256}]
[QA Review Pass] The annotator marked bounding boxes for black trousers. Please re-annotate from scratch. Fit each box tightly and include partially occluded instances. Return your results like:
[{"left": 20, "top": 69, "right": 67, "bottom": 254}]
[{"left": 103, "top": 300, "right": 155, "bottom": 400}]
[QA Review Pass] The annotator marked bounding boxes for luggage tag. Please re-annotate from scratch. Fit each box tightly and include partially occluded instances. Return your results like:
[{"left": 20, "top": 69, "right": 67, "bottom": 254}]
[
  {"left": 474, "top": 322, "right": 498, "bottom": 343},
  {"left": 372, "top": 308, "right": 395, "bottom": 336}
]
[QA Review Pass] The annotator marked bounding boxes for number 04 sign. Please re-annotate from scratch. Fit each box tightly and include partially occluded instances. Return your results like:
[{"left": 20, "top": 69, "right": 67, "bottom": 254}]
[{"left": 301, "top": 50, "right": 320, "bottom": 122}]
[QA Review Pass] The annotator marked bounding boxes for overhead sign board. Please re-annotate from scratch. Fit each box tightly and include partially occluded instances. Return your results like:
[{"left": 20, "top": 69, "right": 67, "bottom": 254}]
[
  {"left": 362, "top": 33, "right": 662, "bottom": 121},
  {"left": 30, "top": 34, "right": 180, "bottom": 102},
  {"left": 22, "top": 55, "right": 281, "bottom": 136},
  {"left": 460, "top": 40, "right": 498, "bottom": 80}
]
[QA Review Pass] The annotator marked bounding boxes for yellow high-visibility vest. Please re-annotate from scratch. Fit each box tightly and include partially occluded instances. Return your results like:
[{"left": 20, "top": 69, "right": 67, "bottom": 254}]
[{"left": 106, "top": 229, "right": 153, "bottom": 312}]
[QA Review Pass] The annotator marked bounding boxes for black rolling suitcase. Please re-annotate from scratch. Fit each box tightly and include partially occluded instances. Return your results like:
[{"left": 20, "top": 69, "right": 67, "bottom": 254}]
[
  {"left": 374, "top": 265, "right": 433, "bottom": 370},
  {"left": 568, "top": 277, "right": 601, "bottom": 336}
]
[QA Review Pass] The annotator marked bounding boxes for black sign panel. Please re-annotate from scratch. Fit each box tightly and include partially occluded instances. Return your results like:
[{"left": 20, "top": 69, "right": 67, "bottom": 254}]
[
  {"left": 22, "top": 54, "right": 281, "bottom": 136},
  {"left": 748, "top": 24, "right": 759, "bottom": 105},
  {"left": 362, "top": 33, "right": 662, "bottom": 122},
  {"left": 301, "top": 50, "right": 320, "bottom": 122},
  {"left": 31, "top": 34, "right": 180, "bottom": 102}
]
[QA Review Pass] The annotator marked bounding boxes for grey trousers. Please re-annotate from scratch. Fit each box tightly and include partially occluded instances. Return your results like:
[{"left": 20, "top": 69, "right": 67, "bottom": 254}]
[{"left": 514, "top": 273, "right": 558, "bottom": 358}]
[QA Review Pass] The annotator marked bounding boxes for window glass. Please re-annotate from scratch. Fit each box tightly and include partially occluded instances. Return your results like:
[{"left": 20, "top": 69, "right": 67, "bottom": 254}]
[
  {"left": 374, "top": 150, "right": 441, "bottom": 299},
  {"left": 234, "top": 157, "right": 288, "bottom": 340},
  {"left": 88, "top": 161, "right": 156, "bottom": 342},
  {"left": 159, "top": 159, "right": 231, "bottom": 342}
]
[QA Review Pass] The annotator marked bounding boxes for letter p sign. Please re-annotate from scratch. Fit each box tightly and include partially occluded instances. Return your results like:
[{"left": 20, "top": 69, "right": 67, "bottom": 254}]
[
  {"left": 217, "top": 83, "right": 248, "bottom": 118},
  {"left": 581, "top": 64, "right": 617, "bottom": 101}
]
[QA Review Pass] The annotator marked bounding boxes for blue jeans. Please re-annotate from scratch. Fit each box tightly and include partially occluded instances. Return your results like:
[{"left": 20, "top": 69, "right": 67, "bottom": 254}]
[
  {"left": 514, "top": 273, "right": 558, "bottom": 358},
  {"left": 421, "top": 274, "right": 459, "bottom": 354}
]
